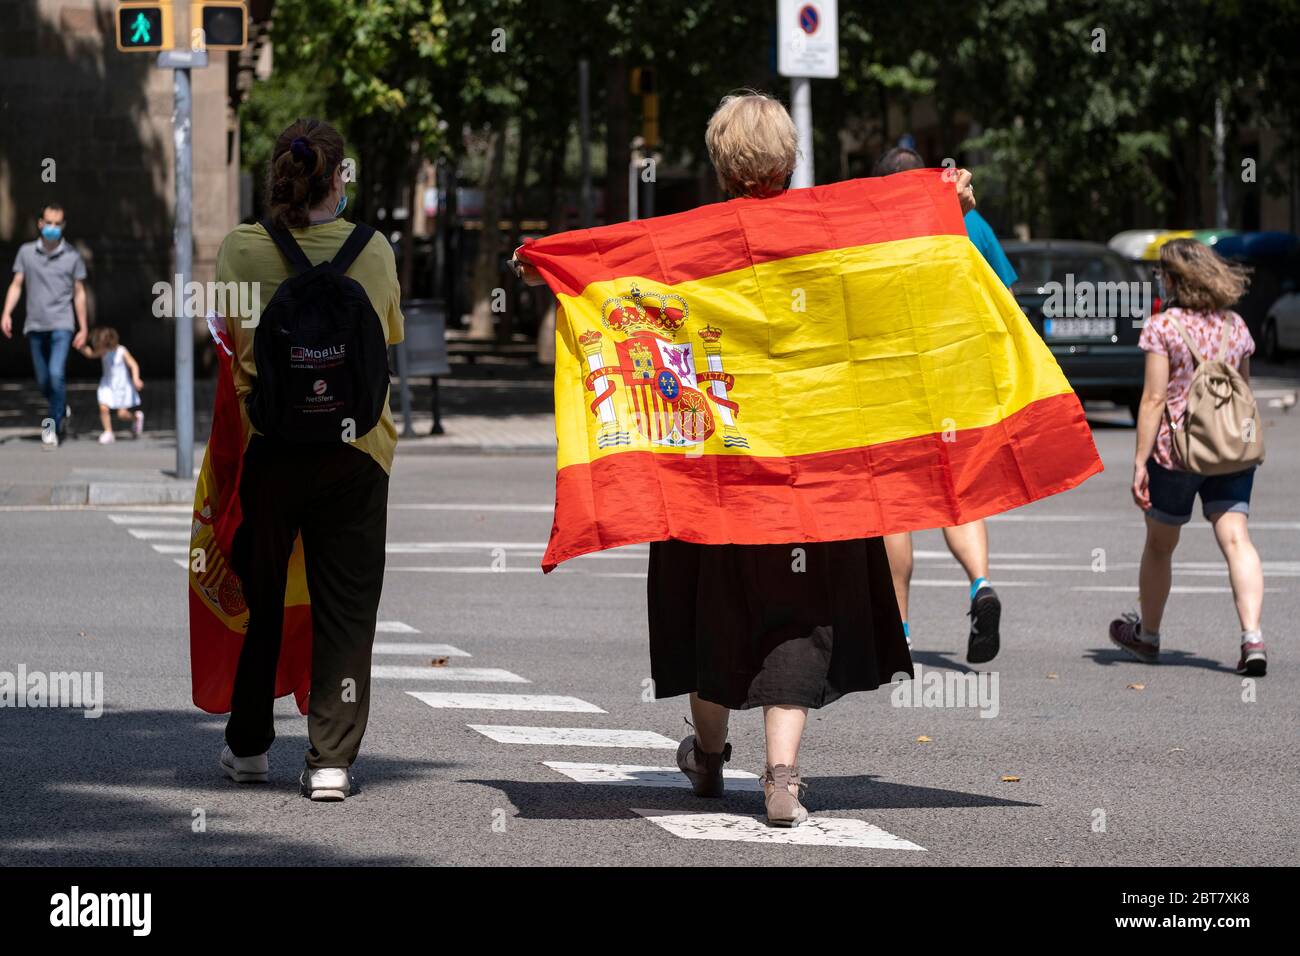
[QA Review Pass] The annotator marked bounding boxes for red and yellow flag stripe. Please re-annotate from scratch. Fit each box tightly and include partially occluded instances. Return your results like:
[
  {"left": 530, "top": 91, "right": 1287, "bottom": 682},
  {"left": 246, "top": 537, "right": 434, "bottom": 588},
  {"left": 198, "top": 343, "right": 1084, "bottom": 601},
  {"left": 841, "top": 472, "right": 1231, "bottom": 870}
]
[{"left": 521, "top": 170, "right": 1102, "bottom": 570}]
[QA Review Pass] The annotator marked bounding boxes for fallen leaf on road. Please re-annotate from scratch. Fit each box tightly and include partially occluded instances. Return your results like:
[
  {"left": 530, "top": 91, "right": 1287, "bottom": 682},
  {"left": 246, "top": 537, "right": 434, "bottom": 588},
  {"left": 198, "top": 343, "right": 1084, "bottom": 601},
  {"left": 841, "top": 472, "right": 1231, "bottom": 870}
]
[
  {"left": 1127, "top": 682, "right": 1146, "bottom": 690},
  {"left": 1001, "top": 775, "right": 1021, "bottom": 782},
  {"left": 430, "top": 657, "right": 449, "bottom": 667},
  {"left": 916, "top": 735, "right": 932, "bottom": 743},
  {"left": 1046, "top": 673, "right": 1059, "bottom": 680}
]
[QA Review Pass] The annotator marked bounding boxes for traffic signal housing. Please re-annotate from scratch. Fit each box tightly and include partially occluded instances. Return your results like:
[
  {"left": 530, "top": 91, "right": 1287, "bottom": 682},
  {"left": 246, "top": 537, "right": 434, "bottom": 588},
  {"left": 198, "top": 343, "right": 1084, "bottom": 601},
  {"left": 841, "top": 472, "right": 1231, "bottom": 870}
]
[
  {"left": 630, "top": 67, "right": 659, "bottom": 149},
  {"left": 115, "top": 2, "right": 173, "bottom": 53},
  {"left": 191, "top": 1, "right": 248, "bottom": 52}
]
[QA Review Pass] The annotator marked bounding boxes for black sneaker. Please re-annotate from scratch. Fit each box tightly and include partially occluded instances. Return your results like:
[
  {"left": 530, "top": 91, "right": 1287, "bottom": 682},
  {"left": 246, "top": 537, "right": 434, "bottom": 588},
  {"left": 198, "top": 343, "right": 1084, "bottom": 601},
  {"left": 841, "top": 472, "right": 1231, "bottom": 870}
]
[{"left": 967, "top": 585, "right": 1001, "bottom": 664}]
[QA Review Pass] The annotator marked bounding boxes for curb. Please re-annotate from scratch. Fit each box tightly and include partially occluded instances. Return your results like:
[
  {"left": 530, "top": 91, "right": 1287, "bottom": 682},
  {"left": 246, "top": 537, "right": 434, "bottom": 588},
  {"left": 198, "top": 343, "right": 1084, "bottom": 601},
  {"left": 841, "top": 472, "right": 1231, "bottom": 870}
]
[
  {"left": 50, "top": 480, "right": 196, "bottom": 506},
  {"left": 394, "top": 442, "right": 556, "bottom": 458}
]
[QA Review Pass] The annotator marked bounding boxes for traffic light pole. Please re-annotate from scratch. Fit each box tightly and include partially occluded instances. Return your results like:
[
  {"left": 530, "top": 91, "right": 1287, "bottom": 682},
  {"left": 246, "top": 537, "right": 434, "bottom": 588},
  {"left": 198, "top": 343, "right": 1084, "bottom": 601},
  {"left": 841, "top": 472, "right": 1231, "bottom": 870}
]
[
  {"left": 173, "top": 63, "right": 194, "bottom": 479},
  {"left": 790, "top": 76, "right": 814, "bottom": 189},
  {"left": 157, "top": 49, "right": 206, "bottom": 480}
]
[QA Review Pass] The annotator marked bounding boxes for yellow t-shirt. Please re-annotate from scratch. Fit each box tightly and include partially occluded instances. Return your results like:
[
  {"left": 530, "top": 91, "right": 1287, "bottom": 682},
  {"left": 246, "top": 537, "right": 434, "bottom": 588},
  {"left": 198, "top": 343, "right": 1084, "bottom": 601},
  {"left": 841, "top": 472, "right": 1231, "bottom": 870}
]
[{"left": 214, "top": 219, "right": 405, "bottom": 475}]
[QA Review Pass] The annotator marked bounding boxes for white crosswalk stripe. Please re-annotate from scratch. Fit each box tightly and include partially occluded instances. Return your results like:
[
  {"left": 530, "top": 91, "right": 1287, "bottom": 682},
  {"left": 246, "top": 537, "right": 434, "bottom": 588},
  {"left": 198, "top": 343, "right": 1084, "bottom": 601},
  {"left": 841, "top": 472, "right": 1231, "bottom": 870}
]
[
  {"left": 545, "top": 761, "right": 760, "bottom": 789},
  {"left": 467, "top": 725, "right": 677, "bottom": 748},
  {"left": 410, "top": 693, "right": 604, "bottom": 713},
  {"left": 373, "top": 642, "right": 471, "bottom": 657},
  {"left": 635, "top": 811, "right": 926, "bottom": 850},
  {"left": 107, "top": 514, "right": 191, "bottom": 526},
  {"left": 376, "top": 621, "right": 420, "bottom": 633},
  {"left": 371, "top": 665, "right": 528, "bottom": 682}
]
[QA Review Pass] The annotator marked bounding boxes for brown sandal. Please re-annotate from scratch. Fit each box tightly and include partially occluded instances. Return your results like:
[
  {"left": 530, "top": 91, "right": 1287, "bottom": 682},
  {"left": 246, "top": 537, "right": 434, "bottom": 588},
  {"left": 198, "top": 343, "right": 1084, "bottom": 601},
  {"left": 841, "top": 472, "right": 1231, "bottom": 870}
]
[{"left": 761, "top": 764, "right": 808, "bottom": 827}]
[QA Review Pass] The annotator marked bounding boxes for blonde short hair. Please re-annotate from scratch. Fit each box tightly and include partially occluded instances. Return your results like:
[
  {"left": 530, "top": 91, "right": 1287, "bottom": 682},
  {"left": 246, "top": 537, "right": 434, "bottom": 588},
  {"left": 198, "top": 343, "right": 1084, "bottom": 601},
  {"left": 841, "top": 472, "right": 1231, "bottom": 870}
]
[{"left": 705, "top": 91, "right": 798, "bottom": 198}]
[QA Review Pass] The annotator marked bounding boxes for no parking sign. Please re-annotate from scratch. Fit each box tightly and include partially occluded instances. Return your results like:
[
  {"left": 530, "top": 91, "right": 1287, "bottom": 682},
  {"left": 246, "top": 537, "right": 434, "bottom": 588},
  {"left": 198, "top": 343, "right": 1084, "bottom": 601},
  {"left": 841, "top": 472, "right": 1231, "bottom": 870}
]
[{"left": 777, "top": 0, "right": 839, "bottom": 78}]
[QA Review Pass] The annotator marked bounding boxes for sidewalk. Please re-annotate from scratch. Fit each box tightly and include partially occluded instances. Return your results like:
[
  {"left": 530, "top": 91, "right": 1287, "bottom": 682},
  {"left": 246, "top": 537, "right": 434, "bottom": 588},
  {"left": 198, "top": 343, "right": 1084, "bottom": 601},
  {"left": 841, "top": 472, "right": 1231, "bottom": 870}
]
[
  {"left": 4, "top": 359, "right": 1295, "bottom": 506},
  {"left": 0, "top": 365, "right": 556, "bottom": 506}
]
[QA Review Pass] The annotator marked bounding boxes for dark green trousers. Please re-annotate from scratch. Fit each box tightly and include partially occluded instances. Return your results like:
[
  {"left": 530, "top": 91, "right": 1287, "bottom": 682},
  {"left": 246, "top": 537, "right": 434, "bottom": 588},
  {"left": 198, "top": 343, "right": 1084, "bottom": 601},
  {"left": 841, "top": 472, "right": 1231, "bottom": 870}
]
[{"left": 226, "top": 435, "right": 389, "bottom": 769}]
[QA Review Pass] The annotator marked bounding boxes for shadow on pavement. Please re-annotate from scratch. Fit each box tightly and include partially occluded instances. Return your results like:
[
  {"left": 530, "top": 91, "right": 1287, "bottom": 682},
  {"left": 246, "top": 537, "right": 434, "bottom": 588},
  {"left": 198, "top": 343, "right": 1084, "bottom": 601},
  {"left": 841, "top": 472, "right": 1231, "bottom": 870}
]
[
  {"left": 1083, "top": 646, "right": 1236, "bottom": 674},
  {"left": 460, "top": 774, "right": 1038, "bottom": 822},
  {"left": 907, "top": 650, "right": 979, "bottom": 675},
  {"left": 0, "top": 707, "right": 447, "bottom": 866}
]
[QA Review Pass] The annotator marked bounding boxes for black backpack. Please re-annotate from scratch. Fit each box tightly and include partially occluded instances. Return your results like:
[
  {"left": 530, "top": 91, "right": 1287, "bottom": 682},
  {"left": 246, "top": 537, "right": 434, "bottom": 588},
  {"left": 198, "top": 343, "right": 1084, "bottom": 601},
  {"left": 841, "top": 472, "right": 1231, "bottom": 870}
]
[{"left": 247, "top": 219, "right": 391, "bottom": 444}]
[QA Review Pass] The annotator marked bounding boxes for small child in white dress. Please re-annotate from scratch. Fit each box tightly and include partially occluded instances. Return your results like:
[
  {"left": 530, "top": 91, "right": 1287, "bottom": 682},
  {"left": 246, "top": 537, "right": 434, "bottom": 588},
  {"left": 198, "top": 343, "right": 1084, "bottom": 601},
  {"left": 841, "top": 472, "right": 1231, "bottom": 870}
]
[{"left": 79, "top": 327, "right": 144, "bottom": 444}]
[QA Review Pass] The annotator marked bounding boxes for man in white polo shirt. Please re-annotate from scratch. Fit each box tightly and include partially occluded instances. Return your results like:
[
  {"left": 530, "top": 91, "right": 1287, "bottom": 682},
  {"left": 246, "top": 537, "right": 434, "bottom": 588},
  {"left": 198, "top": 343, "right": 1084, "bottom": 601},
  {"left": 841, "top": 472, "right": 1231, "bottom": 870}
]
[{"left": 2, "top": 203, "right": 89, "bottom": 448}]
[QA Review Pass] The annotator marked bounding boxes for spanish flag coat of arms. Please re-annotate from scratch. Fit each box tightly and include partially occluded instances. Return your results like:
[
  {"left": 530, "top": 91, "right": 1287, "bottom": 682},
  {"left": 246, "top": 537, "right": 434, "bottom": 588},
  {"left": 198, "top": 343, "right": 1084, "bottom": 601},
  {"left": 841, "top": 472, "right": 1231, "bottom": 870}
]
[{"left": 520, "top": 171, "right": 1103, "bottom": 572}]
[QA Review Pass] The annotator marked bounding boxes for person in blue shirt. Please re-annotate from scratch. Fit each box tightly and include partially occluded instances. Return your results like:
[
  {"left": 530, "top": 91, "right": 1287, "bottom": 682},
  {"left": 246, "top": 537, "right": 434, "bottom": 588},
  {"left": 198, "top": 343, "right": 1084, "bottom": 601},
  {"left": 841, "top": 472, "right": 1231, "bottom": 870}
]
[
  {"left": 870, "top": 145, "right": 1014, "bottom": 664},
  {"left": 963, "top": 206, "right": 1018, "bottom": 287},
  {"left": 872, "top": 146, "right": 1018, "bottom": 288}
]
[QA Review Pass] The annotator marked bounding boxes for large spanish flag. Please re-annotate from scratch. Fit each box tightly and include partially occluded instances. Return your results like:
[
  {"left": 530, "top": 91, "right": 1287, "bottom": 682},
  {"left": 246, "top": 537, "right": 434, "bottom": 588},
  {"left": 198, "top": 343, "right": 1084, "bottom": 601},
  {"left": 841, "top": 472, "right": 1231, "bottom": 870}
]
[
  {"left": 520, "top": 170, "right": 1102, "bottom": 572},
  {"left": 188, "top": 315, "right": 313, "bottom": 715}
]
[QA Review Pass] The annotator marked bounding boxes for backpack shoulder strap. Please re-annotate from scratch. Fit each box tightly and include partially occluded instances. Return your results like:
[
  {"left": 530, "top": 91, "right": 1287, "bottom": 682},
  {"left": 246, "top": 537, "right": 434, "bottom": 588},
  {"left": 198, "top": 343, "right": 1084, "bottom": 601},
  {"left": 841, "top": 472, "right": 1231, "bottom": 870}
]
[
  {"left": 1214, "top": 312, "right": 1232, "bottom": 362},
  {"left": 330, "top": 223, "right": 378, "bottom": 276},
  {"left": 259, "top": 218, "right": 313, "bottom": 275},
  {"left": 1165, "top": 313, "right": 1206, "bottom": 367}
]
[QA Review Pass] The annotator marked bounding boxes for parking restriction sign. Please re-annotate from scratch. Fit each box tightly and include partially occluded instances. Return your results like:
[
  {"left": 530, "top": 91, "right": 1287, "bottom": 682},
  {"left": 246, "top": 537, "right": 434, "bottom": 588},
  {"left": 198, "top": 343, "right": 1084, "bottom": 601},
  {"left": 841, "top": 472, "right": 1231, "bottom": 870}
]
[{"left": 777, "top": 0, "right": 838, "bottom": 78}]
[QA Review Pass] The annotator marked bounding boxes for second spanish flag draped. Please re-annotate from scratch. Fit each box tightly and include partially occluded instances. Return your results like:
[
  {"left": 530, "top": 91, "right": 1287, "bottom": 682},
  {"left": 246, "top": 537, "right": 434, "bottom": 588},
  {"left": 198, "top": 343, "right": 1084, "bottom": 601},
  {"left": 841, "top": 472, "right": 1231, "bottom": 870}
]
[{"left": 520, "top": 170, "right": 1103, "bottom": 572}]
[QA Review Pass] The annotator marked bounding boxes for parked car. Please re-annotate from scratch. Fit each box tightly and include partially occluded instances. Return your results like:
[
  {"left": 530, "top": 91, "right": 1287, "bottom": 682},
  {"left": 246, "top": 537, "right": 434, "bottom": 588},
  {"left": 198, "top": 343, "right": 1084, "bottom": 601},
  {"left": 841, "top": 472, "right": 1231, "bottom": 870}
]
[
  {"left": 1108, "top": 229, "right": 1238, "bottom": 263},
  {"left": 1212, "top": 232, "right": 1300, "bottom": 355},
  {"left": 1005, "top": 240, "right": 1150, "bottom": 420},
  {"left": 1108, "top": 229, "right": 1238, "bottom": 315},
  {"left": 1265, "top": 282, "right": 1300, "bottom": 357}
]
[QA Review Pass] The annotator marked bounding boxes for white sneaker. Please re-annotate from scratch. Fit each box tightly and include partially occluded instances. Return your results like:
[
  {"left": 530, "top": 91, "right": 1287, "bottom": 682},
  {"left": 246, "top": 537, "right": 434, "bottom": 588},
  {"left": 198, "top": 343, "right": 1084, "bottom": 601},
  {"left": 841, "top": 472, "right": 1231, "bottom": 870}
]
[
  {"left": 97, "top": 430, "right": 115, "bottom": 445},
  {"left": 132, "top": 410, "right": 144, "bottom": 437},
  {"left": 300, "top": 767, "right": 351, "bottom": 802},
  {"left": 40, "top": 430, "right": 58, "bottom": 451},
  {"left": 220, "top": 745, "right": 269, "bottom": 784}
]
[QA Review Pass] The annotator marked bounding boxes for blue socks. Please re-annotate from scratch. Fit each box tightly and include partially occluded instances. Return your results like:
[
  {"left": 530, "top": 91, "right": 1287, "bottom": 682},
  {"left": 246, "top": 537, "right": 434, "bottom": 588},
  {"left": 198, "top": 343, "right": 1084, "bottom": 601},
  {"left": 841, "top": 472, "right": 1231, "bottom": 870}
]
[{"left": 969, "top": 576, "right": 990, "bottom": 599}]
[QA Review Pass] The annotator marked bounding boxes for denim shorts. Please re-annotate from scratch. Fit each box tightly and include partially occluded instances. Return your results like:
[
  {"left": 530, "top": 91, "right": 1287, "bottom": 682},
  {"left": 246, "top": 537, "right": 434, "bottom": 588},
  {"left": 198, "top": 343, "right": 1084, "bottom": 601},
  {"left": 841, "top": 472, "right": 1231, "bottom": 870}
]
[{"left": 1146, "top": 459, "right": 1255, "bottom": 525}]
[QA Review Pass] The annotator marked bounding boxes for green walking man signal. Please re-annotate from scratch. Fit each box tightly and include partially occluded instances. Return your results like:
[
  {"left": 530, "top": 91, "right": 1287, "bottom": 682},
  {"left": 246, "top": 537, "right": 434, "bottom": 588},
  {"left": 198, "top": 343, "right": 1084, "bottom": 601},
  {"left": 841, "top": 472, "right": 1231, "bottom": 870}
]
[{"left": 115, "top": 2, "right": 173, "bottom": 52}]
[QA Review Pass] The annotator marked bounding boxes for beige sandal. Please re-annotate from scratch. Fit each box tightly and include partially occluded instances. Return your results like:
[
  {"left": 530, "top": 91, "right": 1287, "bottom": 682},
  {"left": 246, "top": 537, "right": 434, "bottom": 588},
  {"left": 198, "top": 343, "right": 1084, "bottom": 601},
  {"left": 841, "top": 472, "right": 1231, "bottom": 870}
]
[{"left": 761, "top": 764, "right": 808, "bottom": 827}]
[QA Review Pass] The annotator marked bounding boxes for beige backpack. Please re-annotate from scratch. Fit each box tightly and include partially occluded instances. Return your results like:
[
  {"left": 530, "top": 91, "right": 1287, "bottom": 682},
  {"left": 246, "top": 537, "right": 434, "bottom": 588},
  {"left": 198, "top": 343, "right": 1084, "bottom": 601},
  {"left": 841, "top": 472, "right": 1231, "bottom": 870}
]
[{"left": 1165, "top": 314, "right": 1264, "bottom": 475}]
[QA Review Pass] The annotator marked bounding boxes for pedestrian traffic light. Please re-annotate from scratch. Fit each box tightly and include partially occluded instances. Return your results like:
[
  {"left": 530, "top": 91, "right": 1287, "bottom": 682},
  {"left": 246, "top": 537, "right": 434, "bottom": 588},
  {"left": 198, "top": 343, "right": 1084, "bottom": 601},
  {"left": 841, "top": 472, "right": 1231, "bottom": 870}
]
[
  {"left": 191, "top": 1, "right": 248, "bottom": 52},
  {"left": 630, "top": 67, "right": 659, "bottom": 149},
  {"left": 115, "top": 2, "right": 172, "bottom": 52}
]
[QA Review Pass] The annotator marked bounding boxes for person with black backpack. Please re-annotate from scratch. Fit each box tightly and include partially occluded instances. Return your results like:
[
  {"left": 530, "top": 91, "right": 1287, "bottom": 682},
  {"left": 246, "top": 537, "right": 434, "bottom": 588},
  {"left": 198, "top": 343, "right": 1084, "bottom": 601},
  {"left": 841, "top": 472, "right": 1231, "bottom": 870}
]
[{"left": 214, "top": 118, "right": 404, "bottom": 801}]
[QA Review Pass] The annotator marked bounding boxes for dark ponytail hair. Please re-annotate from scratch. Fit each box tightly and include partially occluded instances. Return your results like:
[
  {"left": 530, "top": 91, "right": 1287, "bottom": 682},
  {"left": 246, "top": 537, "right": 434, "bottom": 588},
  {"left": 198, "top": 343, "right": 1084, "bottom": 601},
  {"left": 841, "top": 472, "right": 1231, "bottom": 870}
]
[{"left": 266, "top": 118, "right": 346, "bottom": 230}]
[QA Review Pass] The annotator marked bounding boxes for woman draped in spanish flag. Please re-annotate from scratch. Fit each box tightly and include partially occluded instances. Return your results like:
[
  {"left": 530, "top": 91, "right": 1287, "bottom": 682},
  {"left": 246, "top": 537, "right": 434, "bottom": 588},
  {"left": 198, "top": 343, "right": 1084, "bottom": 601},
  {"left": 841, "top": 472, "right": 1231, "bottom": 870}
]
[{"left": 515, "top": 92, "right": 1098, "bottom": 828}]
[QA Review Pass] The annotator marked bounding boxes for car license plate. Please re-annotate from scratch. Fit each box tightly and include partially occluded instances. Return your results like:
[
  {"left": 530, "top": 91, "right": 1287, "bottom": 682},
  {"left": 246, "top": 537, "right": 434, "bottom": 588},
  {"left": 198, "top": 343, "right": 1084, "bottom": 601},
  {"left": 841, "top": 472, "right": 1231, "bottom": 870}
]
[{"left": 1044, "top": 318, "right": 1115, "bottom": 338}]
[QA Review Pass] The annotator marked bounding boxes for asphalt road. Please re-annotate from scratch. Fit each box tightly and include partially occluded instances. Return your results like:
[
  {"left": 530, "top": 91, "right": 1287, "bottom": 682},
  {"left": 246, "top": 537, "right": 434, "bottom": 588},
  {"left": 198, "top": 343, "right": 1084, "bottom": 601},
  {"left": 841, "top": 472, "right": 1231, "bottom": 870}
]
[{"left": 2, "top": 410, "right": 1298, "bottom": 866}]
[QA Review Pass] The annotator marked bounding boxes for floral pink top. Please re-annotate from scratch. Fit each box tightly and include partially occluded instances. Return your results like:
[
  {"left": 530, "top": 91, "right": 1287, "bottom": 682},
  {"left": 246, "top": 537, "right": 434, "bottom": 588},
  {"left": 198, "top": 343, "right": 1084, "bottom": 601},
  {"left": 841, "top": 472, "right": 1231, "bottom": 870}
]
[{"left": 1138, "top": 307, "right": 1254, "bottom": 470}]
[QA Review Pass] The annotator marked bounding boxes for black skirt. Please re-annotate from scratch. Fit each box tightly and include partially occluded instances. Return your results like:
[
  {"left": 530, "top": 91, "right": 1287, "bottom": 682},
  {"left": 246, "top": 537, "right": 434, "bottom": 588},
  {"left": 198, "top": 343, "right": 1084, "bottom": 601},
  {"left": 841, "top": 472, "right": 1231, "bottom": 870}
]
[{"left": 647, "top": 537, "right": 912, "bottom": 710}]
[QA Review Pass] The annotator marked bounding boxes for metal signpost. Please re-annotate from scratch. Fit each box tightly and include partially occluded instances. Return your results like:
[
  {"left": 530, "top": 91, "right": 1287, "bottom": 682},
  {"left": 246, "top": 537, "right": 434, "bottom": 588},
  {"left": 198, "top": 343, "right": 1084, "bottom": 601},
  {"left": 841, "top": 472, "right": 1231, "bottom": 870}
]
[
  {"left": 116, "top": 1, "right": 247, "bottom": 479},
  {"left": 155, "top": 48, "right": 206, "bottom": 479},
  {"left": 777, "top": 0, "right": 839, "bottom": 189}
]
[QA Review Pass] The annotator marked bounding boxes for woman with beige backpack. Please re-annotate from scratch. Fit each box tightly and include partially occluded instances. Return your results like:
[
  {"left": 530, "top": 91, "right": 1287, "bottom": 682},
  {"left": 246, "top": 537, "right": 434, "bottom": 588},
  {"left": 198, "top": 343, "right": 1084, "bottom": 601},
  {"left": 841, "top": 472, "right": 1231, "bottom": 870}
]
[{"left": 1110, "top": 238, "right": 1267, "bottom": 676}]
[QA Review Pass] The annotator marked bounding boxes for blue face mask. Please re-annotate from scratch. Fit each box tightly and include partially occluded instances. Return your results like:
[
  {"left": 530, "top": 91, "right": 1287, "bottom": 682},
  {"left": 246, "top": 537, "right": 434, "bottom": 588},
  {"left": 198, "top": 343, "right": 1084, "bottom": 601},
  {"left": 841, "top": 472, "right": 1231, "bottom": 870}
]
[
  {"left": 40, "top": 224, "right": 62, "bottom": 242},
  {"left": 334, "top": 194, "right": 347, "bottom": 218}
]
